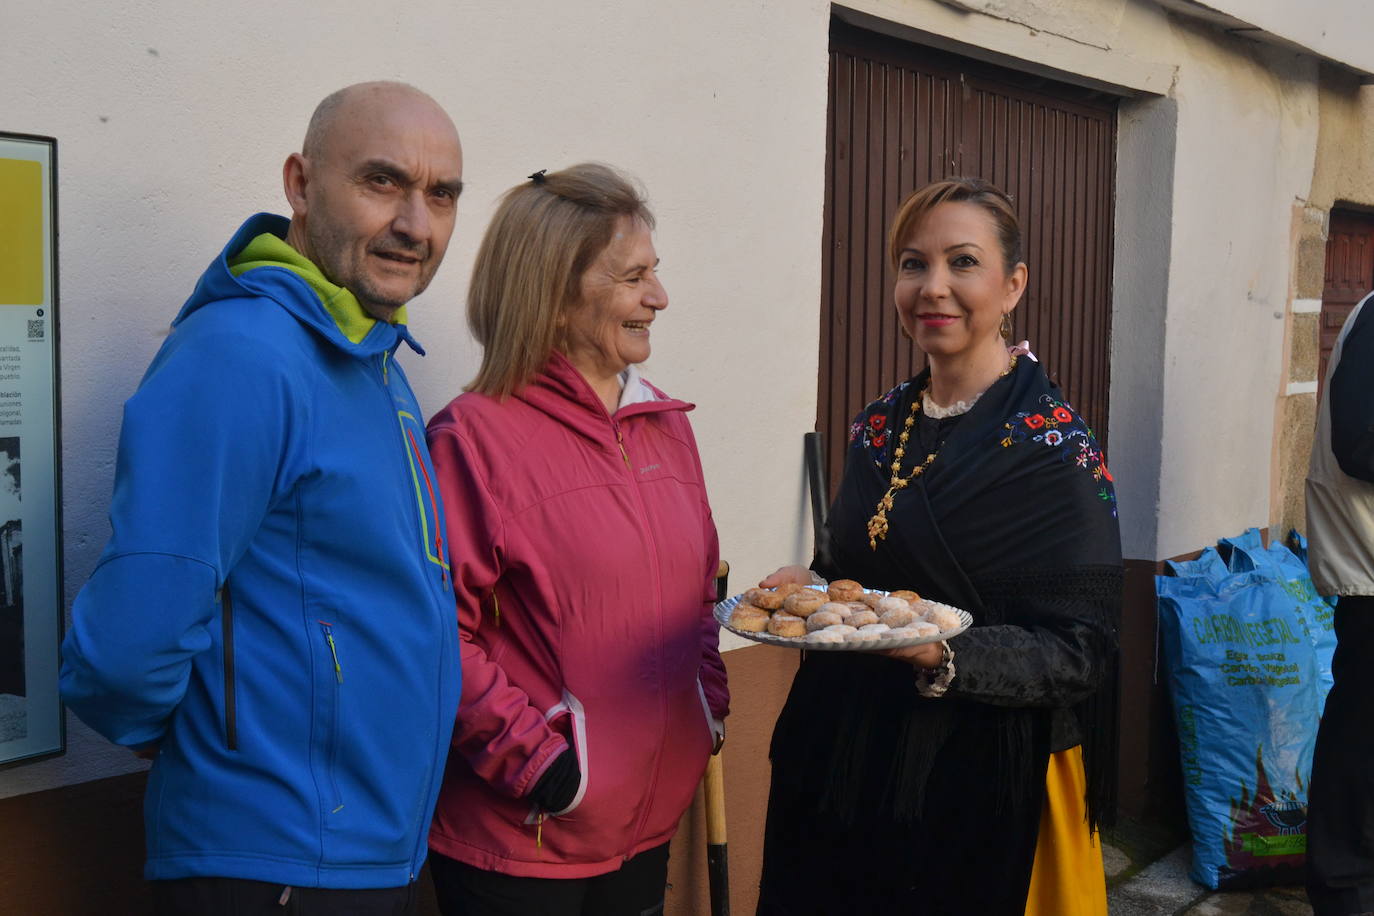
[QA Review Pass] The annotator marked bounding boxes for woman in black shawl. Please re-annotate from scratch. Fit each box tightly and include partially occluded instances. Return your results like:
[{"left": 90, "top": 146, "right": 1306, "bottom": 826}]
[{"left": 756, "top": 178, "right": 1121, "bottom": 915}]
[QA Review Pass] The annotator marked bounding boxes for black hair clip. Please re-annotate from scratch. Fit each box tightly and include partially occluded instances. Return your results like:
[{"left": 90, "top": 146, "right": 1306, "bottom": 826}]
[{"left": 528, "top": 169, "right": 547, "bottom": 184}]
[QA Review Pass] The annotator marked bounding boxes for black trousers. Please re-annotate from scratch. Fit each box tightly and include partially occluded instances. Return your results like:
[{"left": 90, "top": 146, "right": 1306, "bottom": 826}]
[
  {"left": 151, "top": 877, "right": 419, "bottom": 915},
  {"left": 1307, "top": 596, "right": 1374, "bottom": 916},
  {"left": 428, "top": 843, "right": 669, "bottom": 916}
]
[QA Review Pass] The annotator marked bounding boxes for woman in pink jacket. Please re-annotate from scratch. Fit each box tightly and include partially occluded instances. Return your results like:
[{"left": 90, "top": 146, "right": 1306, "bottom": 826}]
[{"left": 425, "top": 163, "right": 729, "bottom": 916}]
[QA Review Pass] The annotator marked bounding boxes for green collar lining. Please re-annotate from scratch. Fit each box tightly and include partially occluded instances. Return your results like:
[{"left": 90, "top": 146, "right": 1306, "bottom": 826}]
[{"left": 227, "top": 232, "right": 408, "bottom": 344}]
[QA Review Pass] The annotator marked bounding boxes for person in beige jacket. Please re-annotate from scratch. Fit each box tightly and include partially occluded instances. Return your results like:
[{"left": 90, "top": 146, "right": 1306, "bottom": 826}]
[{"left": 1305, "top": 288, "right": 1374, "bottom": 916}]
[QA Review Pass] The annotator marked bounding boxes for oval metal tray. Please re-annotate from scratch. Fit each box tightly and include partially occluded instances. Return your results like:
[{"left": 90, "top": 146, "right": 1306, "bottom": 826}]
[{"left": 713, "top": 591, "right": 972, "bottom": 651}]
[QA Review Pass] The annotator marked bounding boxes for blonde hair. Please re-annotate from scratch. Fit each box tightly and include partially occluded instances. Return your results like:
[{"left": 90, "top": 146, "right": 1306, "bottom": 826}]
[
  {"left": 466, "top": 163, "right": 655, "bottom": 398},
  {"left": 887, "top": 177, "right": 1022, "bottom": 271}
]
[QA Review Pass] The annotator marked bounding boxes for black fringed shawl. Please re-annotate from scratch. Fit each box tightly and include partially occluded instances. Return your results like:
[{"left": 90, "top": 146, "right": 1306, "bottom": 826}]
[{"left": 762, "top": 357, "right": 1122, "bottom": 913}]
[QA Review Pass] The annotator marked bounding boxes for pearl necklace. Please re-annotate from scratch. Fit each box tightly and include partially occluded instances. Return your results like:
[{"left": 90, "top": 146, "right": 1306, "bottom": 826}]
[{"left": 866, "top": 356, "right": 1017, "bottom": 550}]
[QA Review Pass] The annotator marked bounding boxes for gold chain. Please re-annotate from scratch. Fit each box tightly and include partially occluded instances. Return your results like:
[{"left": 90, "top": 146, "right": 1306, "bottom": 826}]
[{"left": 866, "top": 356, "right": 1017, "bottom": 550}]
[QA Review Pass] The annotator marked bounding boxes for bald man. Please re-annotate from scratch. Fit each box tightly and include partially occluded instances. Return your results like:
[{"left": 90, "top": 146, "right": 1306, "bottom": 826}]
[{"left": 61, "top": 83, "right": 465, "bottom": 914}]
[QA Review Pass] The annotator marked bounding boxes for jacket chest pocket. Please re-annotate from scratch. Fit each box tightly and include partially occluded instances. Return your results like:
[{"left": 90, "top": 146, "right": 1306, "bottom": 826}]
[{"left": 398, "top": 411, "right": 451, "bottom": 587}]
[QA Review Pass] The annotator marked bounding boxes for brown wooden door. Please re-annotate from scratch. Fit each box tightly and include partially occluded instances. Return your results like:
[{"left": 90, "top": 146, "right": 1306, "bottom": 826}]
[
  {"left": 1322, "top": 209, "right": 1374, "bottom": 388},
  {"left": 818, "top": 20, "right": 1118, "bottom": 494}
]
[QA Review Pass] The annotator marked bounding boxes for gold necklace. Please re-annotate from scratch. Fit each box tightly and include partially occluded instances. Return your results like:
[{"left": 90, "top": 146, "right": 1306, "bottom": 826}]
[{"left": 866, "top": 356, "right": 1017, "bottom": 550}]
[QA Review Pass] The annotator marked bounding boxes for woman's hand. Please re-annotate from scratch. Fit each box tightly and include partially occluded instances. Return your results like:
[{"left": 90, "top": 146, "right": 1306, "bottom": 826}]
[
  {"left": 760, "top": 565, "right": 814, "bottom": 588},
  {"left": 880, "top": 642, "right": 945, "bottom": 668}
]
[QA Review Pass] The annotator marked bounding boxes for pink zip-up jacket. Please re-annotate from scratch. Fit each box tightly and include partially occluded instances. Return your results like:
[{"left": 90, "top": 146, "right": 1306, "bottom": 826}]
[{"left": 426, "top": 353, "right": 728, "bottom": 878}]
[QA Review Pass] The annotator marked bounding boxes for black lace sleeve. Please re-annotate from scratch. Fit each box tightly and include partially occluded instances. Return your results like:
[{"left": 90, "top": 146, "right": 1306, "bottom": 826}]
[{"left": 946, "top": 565, "right": 1122, "bottom": 709}]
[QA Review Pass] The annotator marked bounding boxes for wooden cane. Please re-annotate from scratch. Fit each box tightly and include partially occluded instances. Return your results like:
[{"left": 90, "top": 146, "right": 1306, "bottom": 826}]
[
  {"left": 704, "top": 752, "right": 730, "bottom": 916},
  {"left": 706, "top": 560, "right": 731, "bottom": 915}
]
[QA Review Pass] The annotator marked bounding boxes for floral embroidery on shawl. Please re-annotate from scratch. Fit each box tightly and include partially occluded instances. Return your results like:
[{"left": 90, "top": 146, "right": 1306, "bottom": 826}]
[
  {"left": 1000, "top": 394, "right": 1117, "bottom": 515},
  {"left": 850, "top": 380, "right": 911, "bottom": 468}
]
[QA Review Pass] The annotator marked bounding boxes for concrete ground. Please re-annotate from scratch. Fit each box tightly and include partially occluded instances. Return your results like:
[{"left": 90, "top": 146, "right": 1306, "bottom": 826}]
[{"left": 1104, "top": 825, "right": 1313, "bottom": 915}]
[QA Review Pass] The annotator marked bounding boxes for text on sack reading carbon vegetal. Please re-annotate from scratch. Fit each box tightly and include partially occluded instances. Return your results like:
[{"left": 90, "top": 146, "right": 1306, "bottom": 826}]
[{"left": 1190, "top": 614, "right": 1301, "bottom": 649}]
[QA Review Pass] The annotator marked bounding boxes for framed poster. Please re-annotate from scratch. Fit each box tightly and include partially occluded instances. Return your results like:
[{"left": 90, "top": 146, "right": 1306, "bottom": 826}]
[{"left": 0, "top": 132, "right": 64, "bottom": 766}]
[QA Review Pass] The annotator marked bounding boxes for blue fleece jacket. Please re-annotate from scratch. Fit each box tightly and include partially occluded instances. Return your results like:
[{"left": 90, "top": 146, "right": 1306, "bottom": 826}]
[{"left": 60, "top": 213, "right": 460, "bottom": 888}]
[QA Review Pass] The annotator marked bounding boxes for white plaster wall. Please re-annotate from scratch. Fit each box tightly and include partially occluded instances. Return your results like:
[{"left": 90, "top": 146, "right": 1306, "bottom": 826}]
[
  {"left": 0, "top": 0, "right": 832, "bottom": 797},
  {"left": 1193, "top": 0, "right": 1374, "bottom": 74},
  {"left": 1110, "top": 95, "right": 1177, "bottom": 560},
  {"left": 1153, "top": 24, "right": 1320, "bottom": 558}
]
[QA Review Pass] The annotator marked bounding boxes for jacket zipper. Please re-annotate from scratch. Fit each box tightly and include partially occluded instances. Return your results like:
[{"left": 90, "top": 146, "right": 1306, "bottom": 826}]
[
  {"left": 221, "top": 582, "right": 237, "bottom": 751},
  {"left": 376, "top": 348, "right": 449, "bottom": 880},
  {"left": 320, "top": 621, "right": 344, "bottom": 684},
  {"left": 318, "top": 620, "right": 346, "bottom": 813},
  {"left": 612, "top": 418, "right": 668, "bottom": 860}
]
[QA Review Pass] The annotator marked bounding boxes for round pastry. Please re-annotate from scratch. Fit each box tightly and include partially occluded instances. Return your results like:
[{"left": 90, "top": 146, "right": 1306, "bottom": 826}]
[
  {"left": 844, "top": 601, "right": 869, "bottom": 616},
  {"left": 776, "top": 582, "right": 807, "bottom": 599},
  {"left": 767, "top": 611, "right": 807, "bottom": 638},
  {"left": 846, "top": 609, "right": 879, "bottom": 629},
  {"left": 821, "top": 624, "right": 857, "bottom": 636},
  {"left": 827, "top": 578, "right": 864, "bottom": 602},
  {"left": 729, "top": 604, "right": 771, "bottom": 632},
  {"left": 923, "top": 603, "right": 964, "bottom": 631},
  {"left": 858, "top": 592, "right": 885, "bottom": 610},
  {"left": 845, "top": 626, "right": 886, "bottom": 642},
  {"left": 879, "top": 607, "right": 919, "bottom": 629},
  {"left": 750, "top": 588, "right": 785, "bottom": 610},
  {"left": 817, "top": 601, "right": 852, "bottom": 618},
  {"left": 890, "top": 589, "right": 922, "bottom": 603},
  {"left": 805, "top": 628, "right": 847, "bottom": 644},
  {"left": 783, "top": 590, "right": 827, "bottom": 618},
  {"left": 886, "top": 621, "right": 940, "bottom": 639},
  {"left": 806, "top": 609, "right": 847, "bottom": 632},
  {"left": 875, "top": 596, "right": 912, "bottom": 616},
  {"left": 858, "top": 623, "right": 891, "bottom": 634}
]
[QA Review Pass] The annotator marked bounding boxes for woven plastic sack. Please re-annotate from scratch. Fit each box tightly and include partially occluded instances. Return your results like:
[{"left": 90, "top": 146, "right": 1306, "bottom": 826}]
[
  {"left": 1218, "top": 529, "right": 1336, "bottom": 704},
  {"left": 1157, "top": 529, "right": 1334, "bottom": 890}
]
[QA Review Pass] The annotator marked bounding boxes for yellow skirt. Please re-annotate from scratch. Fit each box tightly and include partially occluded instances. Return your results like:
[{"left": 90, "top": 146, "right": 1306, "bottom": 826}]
[{"left": 1024, "top": 746, "right": 1108, "bottom": 916}]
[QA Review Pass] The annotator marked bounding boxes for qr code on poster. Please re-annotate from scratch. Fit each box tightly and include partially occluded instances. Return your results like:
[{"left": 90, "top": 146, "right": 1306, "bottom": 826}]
[{"left": 27, "top": 320, "right": 43, "bottom": 341}]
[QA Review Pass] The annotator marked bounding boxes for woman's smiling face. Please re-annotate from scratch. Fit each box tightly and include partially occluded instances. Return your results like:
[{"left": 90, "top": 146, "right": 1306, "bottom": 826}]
[
  {"left": 893, "top": 201, "right": 1026, "bottom": 364},
  {"left": 562, "top": 216, "right": 667, "bottom": 382}
]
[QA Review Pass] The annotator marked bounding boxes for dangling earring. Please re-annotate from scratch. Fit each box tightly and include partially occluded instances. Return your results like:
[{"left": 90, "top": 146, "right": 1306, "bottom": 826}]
[{"left": 999, "top": 312, "right": 1013, "bottom": 341}]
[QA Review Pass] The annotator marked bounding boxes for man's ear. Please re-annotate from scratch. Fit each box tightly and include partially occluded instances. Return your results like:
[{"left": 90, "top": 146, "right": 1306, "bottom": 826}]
[{"left": 283, "top": 153, "right": 310, "bottom": 218}]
